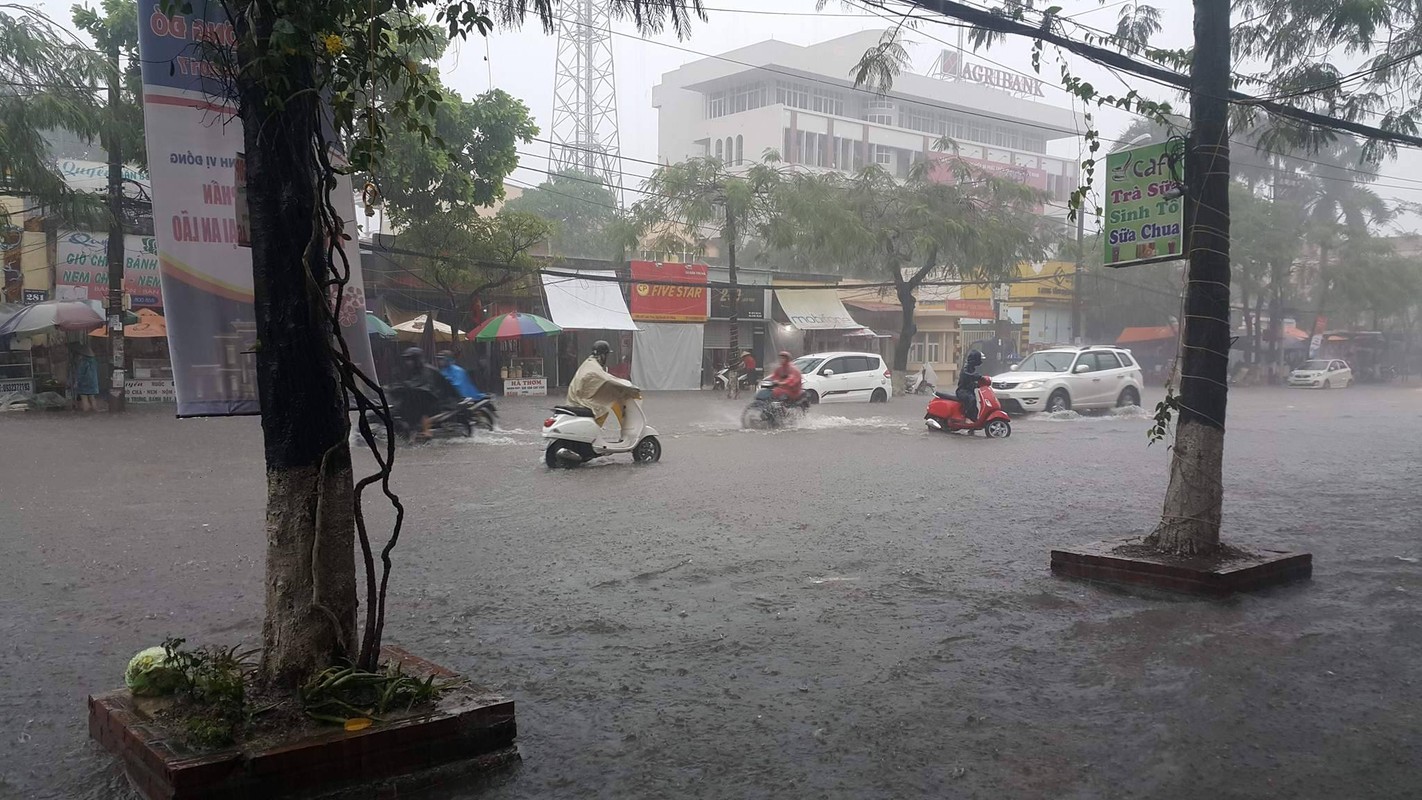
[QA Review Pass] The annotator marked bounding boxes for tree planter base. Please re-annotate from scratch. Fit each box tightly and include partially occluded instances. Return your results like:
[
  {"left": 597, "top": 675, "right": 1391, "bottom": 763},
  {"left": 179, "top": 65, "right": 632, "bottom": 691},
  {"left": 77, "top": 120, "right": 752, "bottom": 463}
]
[
  {"left": 1051, "top": 538, "right": 1312, "bottom": 597},
  {"left": 88, "top": 647, "right": 516, "bottom": 799}
]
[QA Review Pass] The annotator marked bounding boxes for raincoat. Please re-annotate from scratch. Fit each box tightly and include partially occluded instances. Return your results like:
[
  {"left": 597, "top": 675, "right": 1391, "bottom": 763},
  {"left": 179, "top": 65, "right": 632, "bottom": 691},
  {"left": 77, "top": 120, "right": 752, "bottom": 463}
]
[{"left": 566, "top": 355, "right": 642, "bottom": 420}]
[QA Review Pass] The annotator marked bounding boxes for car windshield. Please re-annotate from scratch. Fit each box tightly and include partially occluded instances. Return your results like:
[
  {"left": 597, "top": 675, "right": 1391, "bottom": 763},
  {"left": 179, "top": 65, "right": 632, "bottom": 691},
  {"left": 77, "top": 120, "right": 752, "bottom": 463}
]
[
  {"left": 792, "top": 357, "right": 823, "bottom": 372},
  {"left": 1016, "top": 352, "right": 1075, "bottom": 373},
  {"left": 1299, "top": 360, "right": 1330, "bottom": 370}
]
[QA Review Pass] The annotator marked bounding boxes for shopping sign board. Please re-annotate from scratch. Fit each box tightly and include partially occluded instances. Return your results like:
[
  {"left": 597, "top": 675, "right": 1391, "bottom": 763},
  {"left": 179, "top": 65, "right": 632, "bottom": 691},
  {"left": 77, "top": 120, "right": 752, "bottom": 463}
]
[
  {"left": 1103, "top": 140, "right": 1185, "bottom": 268},
  {"left": 944, "top": 299, "right": 995, "bottom": 318},
  {"left": 629, "top": 261, "right": 708, "bottom": 322},
  {"left": 709, "top": 286, "right": 765, "bottom": 320},
  {"left": 136, "top": 0, "right": 376, "bottom": 414},
  {"left": 55, "top": 231, "right": 164, "bottom": 306}
]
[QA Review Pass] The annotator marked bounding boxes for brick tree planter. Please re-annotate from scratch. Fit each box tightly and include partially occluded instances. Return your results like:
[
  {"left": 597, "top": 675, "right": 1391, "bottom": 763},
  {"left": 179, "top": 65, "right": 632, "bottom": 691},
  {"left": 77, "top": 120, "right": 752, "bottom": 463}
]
[
  {"left": 89, "top": 647, "right": 517, "bottom": 800},
  {"left": 1051, "top": 538, "right": 1312, "bottom": 597}
]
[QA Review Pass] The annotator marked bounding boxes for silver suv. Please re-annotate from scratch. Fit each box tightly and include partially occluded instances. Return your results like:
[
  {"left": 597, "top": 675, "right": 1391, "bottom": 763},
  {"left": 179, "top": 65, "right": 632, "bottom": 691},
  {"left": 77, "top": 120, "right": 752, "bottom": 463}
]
[{"left": 990, "top": 346, "right": 1145, "bottom": 414}]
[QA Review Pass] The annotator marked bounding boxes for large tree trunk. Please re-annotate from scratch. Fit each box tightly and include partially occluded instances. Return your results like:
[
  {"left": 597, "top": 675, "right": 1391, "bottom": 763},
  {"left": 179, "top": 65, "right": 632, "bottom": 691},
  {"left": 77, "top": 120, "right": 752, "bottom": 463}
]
[
  {"left": 893, "top": 280, "right": 917, "bottom": 381},
  {"left": 238, "top": 7, "right": 358, "bottom": 688},
  {"left": 1146, "top": 0, "right": 1231, "bottom": 556}
]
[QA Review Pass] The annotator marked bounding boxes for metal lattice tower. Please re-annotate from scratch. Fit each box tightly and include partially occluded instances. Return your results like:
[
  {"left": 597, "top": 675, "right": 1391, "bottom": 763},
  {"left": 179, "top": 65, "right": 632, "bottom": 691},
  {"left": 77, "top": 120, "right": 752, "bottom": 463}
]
[{"left": 549, "top": 0, "right": 622, "bottom": 199}]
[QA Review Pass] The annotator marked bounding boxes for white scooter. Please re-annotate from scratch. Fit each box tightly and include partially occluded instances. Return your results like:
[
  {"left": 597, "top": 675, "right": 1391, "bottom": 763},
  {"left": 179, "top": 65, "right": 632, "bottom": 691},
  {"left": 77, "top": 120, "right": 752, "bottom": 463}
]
[{"left": 542, "top": 396, "right": 662, "bottom": 467}]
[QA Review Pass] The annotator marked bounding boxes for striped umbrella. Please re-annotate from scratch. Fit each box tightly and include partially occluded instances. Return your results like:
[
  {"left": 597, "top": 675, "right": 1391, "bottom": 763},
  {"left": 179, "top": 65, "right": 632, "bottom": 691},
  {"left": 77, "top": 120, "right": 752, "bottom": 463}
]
[{"left": 469, "top": 312, "right": 561, "bottom": 342}]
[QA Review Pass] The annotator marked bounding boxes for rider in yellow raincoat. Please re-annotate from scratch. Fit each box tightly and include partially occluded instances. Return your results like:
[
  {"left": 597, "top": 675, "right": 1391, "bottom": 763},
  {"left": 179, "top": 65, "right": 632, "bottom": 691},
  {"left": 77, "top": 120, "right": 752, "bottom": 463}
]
[{"left": 566, "top": 340, "right": 642, "bottom": 442}]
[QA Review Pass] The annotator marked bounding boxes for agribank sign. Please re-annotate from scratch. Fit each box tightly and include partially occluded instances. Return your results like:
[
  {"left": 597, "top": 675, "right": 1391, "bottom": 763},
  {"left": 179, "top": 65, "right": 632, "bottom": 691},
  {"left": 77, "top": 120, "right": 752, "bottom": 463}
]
[{"left": 937, "top": 50, "right": 1044, "bottom": 97}]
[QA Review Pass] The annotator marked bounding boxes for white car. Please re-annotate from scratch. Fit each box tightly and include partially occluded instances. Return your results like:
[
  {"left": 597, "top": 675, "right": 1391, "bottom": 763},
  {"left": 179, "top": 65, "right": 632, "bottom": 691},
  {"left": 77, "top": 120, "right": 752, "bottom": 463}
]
[
  {"left": 792, "top": 352, "right": 894, "bottom": 404},
  {"left": 990, "top": 346, "right": 1145, "bottom": 414},
  {"left": 1287, "top": 359, "right": 1353, "bottom": 389}
]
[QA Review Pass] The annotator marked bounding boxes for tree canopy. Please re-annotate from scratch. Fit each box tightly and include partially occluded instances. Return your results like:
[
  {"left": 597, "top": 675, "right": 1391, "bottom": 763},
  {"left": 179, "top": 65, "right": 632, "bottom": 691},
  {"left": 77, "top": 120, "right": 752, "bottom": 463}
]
[{"left": 503, "top": 170, "right": 624, "bottom": 259}]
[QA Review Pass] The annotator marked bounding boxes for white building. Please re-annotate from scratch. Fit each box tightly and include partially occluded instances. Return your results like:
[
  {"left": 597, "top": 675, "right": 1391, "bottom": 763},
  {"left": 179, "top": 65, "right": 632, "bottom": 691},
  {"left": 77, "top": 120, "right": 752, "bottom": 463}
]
[{"left": 652, "top": 30, "right": 1084, "bottom": 220}]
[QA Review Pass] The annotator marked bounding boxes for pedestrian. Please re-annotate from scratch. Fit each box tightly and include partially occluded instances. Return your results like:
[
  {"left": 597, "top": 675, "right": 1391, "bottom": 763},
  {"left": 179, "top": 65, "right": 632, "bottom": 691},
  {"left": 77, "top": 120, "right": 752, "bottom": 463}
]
[
  {"left": 733, "top": 350, "right": 756, "bottom": 398},
  {"left": 70, "top": 342, "right": 100, "bottom": 412}
]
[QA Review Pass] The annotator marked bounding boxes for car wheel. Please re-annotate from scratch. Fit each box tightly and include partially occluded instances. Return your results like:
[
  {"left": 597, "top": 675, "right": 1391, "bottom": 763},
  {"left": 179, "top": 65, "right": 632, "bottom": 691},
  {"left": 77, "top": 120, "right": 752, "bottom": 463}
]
[
  {"left": 1117, "top": 387, "right": 1141, "bottom": 408},
  {"left": 1323, "top": 380, "right": 1331, "bottom": 389},
  {"left": 984, "top": 419, "right": 1011, "bottom": 438},
  {"left": 806, "top": 390, "right": 819, "bottom": 405},
  {"left": 1046, "top": 390, "right": 1071, "bottom": 413},
  {"left": 870, "top": 388, "right": 887, "bottom": 403},
  {"left": 632, "top": 435, "right": 662, "bottom": 463}
]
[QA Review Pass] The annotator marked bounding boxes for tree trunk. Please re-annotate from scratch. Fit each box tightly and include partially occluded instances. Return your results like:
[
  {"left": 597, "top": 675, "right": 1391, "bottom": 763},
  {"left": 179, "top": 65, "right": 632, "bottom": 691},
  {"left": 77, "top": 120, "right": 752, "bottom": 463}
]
[
  {"left": 237, "top": 8, "right": 358, "bottom": 688},
  {"left": 1146, "top": 0, "right": 1231, "bottom": 556},
  {"left": 725, "top": 209, "right": 740, "bottom": 362},
  {"left": 1252, "top": 293, "right": 1265, "bottom": 373},
  {"left": 893, "top": 280, "right": 917, "bottom": 376},
  {"left": 1239, "top": 283, "right": 1251, "bottom": 365}
]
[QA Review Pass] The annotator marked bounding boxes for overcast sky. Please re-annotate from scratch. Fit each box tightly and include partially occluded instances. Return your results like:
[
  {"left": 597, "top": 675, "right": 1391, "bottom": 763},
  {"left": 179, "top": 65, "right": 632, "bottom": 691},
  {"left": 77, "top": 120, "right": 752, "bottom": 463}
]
[{"left": 37, "top": 0, "right": 1422, "bottom": 235}]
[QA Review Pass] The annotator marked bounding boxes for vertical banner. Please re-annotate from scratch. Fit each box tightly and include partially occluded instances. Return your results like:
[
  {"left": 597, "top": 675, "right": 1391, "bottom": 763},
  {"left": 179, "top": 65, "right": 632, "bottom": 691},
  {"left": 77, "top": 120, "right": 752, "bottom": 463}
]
[
  {"left": 136, "top": 0, "right": 375, "bottom": 415},
  {"left": 1103, "top": 140, "right": 1185, "bottom": 268},
  {"left": 628, "top": 261, "right": 709, "bottom": 322}
]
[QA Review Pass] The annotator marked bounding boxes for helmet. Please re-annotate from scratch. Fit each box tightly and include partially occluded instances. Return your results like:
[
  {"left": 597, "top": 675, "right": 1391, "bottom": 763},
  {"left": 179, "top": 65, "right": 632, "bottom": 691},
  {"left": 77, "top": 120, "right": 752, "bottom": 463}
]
[
  {"left": 966, "top": 349, "right": 984, "bottom": 367},
  {"left": 778, "top": 350, "right": 792, "bottom": 360},
  {"left": 436, "top": 349, "right": 454, "bottom": 359},
  {"left": 402, "top": 347, "right": 424, "bottom": 360},
  {"left": 592, "top": 340, "right": 611, "bottom": 356}
]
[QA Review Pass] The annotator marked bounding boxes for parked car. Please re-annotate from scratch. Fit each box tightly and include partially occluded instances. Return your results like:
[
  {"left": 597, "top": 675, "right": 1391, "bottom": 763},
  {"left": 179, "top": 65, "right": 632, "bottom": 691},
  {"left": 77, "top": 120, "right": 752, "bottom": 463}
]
[
  {"left": 792, "top": 352, "right": 894, "bottom": 404},
  {"left": 989, "top": 345, "right": 1145, "bottom": 414},
  {"left": 1287, "top": 359, "right": 1353, "bottom": 389}
]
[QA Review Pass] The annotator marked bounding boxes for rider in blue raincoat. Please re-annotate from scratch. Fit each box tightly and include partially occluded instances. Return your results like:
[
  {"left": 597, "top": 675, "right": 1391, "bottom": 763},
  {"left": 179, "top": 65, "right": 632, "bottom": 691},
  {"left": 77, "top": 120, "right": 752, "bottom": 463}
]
[{"left": 437, "top": 350, "right": 485, "bottom": 400}]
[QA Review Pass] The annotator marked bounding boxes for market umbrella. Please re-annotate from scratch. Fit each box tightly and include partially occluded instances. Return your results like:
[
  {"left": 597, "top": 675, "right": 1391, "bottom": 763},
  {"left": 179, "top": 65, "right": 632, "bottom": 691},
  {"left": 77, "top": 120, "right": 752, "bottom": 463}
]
[
  {"left": 391, "top": 313, "right": 464, "bottom": 342},
  {"left": 365, "top": 312, "right": 397, "bottom": 339},
  {"left": 0, "top": 300, "right": 105, "bottom": 337},
  {"left": 469, "top": 312, "right": 560, "bottom": 342},
  {"left": 90, "top": 308, "right": 167, "bottom": 338}
]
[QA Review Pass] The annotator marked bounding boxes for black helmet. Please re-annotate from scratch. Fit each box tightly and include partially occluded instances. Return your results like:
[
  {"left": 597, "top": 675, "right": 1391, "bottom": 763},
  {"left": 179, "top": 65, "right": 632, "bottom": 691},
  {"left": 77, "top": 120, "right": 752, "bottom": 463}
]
[
  {"left": 592, "top": 340, "right": 611, "bottom": 356},
  {"left": 966, "top": 349, "right": 984, "bottom": 367}
]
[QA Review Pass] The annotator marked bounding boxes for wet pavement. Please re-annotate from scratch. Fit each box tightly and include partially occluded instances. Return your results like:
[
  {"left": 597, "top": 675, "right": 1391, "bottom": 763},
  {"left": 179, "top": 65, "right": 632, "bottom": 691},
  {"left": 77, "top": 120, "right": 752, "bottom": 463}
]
[{"left": 2, "top": 386, "right": 1420, "bottom": 799}]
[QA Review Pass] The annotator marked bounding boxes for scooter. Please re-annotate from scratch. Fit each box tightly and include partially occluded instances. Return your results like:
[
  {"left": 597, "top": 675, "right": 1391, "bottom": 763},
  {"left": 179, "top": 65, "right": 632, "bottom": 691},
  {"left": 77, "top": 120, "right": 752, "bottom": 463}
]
[
  {"left": 741, "top": 379, "right": 810, "bottom": 429},
  {"left": 903, "top": 366, "right": 938, "bottom": 395},
  {"left": 714, "top": 366, "right": 761, "bottom": 395},
  {"left": 924, "top": 376, "right": 1012, "bottom": 438},
  {"left": 365, "top": 386, "right": 496, "bottom": 443},
  {"left": 542, "top": 396, "right": 662, "bottom": 467}
]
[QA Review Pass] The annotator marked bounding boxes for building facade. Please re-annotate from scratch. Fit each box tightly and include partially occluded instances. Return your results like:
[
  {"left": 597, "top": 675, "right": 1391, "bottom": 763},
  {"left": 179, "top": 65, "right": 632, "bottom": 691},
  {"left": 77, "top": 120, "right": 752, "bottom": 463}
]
[{"left": 652, "top": 30, "right": 1084, "bottom": 221}]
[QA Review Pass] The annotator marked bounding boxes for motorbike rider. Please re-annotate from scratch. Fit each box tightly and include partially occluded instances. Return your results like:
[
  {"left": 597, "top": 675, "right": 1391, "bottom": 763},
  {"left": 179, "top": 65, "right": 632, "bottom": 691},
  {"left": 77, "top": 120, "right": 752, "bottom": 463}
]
[
  {"left": 400, "top": 347, "right": 461, "bottom": 439},
  {"left": 955, "top": 349, "right": 985, "bottom": 422},
  {"left": 436, "top": 349, "right": 485, "bottom": 401},
  {"left": 567, "top": 340, "right": 638, "bottom": 441},
  {"left": 732, "top": 350, "right": 757, "bottom": 398},
  {"left": 769, "top": 350, "right": 804, "bottom": 404}
]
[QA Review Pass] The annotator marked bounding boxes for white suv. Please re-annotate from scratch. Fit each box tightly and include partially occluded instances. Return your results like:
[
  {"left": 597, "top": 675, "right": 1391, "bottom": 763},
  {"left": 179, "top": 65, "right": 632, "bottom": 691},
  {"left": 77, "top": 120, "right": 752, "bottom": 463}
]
[
  {"left": 793, "top": 352, "right": 894, "bottom": 404},
  {"left": 990, "top": 346, "right": 1145, "bottom": 414}
]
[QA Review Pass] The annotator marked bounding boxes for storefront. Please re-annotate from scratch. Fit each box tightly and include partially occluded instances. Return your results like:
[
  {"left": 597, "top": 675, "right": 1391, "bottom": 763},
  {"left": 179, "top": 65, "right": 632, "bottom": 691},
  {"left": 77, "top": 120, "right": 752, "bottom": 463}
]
[
  {"left": 628, "top": 261, "right": 707, "bottom": 391},
  {"left": 541, "top": 270, "right": 639, "bottom": 386},
  {"left": 773, "top": 281, "right": 863, "bottom": 354},
  {"left": 704, "top": 267, "right": 768, "bottom": 387},
  {"left": 92, "top": 309, "right": 176, "bottom": 403}
]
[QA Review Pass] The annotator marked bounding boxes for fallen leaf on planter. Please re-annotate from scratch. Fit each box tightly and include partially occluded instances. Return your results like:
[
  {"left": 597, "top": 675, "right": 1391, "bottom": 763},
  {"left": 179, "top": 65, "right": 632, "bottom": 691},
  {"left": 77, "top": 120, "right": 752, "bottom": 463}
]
[{"left": 345, "top": 718, "right": 373, "bottom": 732}]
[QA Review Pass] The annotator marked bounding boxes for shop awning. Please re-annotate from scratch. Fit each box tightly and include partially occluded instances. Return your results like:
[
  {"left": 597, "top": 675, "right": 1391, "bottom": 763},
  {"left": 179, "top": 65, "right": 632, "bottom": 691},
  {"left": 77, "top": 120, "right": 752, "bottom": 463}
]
[
  {"left": 776, "top": 288, "right": 860, "bottom": 330},
  {"left": 1117, "top": 325, "right": 1177, "bottom": 345},
  {"left": 541, "top": 270, "right": 638, "bottom": 331}
]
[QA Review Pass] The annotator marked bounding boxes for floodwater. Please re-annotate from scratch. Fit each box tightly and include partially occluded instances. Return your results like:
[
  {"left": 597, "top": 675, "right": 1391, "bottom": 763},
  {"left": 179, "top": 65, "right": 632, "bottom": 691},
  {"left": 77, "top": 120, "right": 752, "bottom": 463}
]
[{"left": 1, "top": 386, "right": 1420, "bottom": 799}]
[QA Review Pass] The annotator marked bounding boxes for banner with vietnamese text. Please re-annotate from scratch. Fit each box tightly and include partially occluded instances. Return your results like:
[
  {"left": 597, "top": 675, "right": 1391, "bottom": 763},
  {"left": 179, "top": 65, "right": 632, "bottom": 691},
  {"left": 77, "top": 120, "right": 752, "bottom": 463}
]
[{"left": 136, "top": 0, "right": 375, "bottom": 415}]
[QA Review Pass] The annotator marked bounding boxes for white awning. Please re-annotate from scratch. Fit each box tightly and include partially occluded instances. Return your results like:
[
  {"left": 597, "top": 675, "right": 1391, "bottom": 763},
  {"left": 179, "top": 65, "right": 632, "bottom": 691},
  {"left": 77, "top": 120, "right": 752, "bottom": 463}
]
[
  {"left": 775, "top": 288, "right": 860, "bottom": 330},
  {"left": 541, "top": 270, "right": 638, "bottom": 331}
]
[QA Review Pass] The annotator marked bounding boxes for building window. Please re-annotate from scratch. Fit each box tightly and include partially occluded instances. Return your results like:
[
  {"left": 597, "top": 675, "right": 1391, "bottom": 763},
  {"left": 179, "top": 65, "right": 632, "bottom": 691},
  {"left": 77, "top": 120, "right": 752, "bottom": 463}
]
[
  {"left": 707, "top": 91, "right": 727, "bottom": 119},
  {"left": 909, "top": 336, "right": 925, "bottom": 363},
  {"left": 735, "top": 135, "right": 744, "bottom": 165},
  {"left": 776, "top": 81, "right": 810, "bottom": 110},
  {"left": 870, "top": 144, "right": 892, "bottom": 166},
  {"left": 715, "top": 139, "right": 723, "bottom": 160},
  {"left": 811, "top": 89, "right": 844, "bottom": 116},
  {"left": 926, "top": 333, "right": 942, "bottom": 363},
  {"left": 865, "top": 100, "right": 894, "bottom": 125}
]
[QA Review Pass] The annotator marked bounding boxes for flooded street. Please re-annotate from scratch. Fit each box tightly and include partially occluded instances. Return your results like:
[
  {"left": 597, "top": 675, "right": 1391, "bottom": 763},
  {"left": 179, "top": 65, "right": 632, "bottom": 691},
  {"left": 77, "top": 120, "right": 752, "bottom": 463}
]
[{"left": 2, "top": 386, "right": 1420, "bottom": 799}]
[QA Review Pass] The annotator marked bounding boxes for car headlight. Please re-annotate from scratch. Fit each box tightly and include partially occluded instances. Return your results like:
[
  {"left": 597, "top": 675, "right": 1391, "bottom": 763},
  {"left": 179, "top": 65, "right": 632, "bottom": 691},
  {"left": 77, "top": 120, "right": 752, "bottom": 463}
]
[{"left": 1019, "top": 380, "right": 1045, "bottom": 390}]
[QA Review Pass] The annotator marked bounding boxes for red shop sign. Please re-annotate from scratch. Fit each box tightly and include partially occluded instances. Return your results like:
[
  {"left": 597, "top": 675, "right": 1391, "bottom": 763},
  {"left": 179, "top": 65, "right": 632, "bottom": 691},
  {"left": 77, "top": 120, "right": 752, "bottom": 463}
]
[{"left": 629, "top": 260, "right": 708, "bottom": 322}]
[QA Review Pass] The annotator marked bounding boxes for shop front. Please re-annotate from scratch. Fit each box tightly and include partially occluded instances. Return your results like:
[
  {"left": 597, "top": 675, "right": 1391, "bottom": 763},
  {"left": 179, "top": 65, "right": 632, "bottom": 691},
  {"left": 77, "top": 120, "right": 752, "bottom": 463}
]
[
  {"left": 541, "top": 270, "right": 639, "bottom": 387},
  {"left": 628, "top": 261, "right": 706, "bottom": 391},
  {"left": 704, "top": 268, "right": 768, "bottom": 388},
  {"left": 773, "top": 281, "right": 863, "bottom": 355}
]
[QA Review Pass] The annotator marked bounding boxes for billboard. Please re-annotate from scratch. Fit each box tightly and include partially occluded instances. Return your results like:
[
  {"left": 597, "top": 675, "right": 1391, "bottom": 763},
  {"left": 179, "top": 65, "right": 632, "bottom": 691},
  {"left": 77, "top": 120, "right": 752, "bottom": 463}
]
[
  {"left": 1103, "top": 141, "right": 1185, "bottom": 268},
  {"left": 709, "top": 285, "right": 765, "bottom": 320},
  {"left": 55, "top": 231, "right": 164, "bottom": 307},
  {"left": 136, "top": 0, "right": 375, "bottom": 415},
  {"left": 629, "top": 261, "right": 708, "bottom": 322}
]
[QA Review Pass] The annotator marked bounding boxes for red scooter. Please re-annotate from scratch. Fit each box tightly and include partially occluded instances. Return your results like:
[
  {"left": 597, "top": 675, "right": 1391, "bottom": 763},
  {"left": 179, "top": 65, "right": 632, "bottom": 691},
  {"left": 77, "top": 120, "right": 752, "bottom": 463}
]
[{"left": 924, "top": 375, "right": 1013, "bottom": 438}]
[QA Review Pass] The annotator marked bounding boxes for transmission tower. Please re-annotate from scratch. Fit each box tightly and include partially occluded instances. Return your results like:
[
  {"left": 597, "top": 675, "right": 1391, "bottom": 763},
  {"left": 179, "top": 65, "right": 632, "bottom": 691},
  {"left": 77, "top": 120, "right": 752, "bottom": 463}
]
[{"left": 549, "top": 0, "right": 623, "bottom": 200}]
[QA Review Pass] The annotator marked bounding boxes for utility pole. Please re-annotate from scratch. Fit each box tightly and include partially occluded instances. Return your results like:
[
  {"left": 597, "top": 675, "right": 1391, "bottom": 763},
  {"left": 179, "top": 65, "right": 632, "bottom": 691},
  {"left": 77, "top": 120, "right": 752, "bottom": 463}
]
[
  {"left": 1071, "top": 210, "right": 1085, "bottom": 344},
  {"left": 104, "top": 34, "right": 126, "bottom": 412}
]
